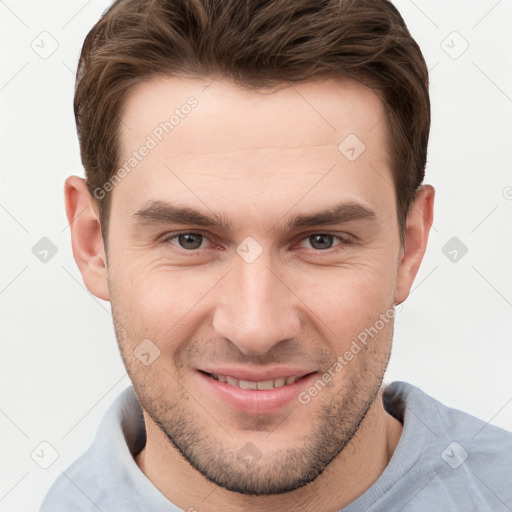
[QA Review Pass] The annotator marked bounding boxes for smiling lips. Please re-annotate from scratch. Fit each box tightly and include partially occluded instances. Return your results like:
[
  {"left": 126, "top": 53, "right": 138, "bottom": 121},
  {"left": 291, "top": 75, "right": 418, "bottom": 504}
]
[
  {"left": 208, "top": 372, "right": 300, "bottom": 390},
  {"left": 198, "top": 368, "right": 317, "bottom": 414}
]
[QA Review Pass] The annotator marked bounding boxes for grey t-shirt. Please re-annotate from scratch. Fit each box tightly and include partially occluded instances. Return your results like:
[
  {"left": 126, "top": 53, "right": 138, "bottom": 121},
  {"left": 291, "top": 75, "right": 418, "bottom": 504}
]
[{"left": 39, "top": 381, "right": 512, "bottom": 511}]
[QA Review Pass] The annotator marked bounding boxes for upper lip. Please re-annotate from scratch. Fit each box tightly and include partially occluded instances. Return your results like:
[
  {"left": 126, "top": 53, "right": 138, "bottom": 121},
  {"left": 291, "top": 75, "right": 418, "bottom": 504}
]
[{"left": 198, "top": 367, "right": 316, "bottom": 382}]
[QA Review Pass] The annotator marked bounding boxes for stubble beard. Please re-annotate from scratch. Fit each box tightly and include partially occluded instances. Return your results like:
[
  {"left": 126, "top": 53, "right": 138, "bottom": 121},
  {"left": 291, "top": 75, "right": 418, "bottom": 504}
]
[
  {"left": 108, "top": 275, "right": 394, "bottom": 496},
  {"left": 120, "top": 337, "right": 391, "bottom": 496}
]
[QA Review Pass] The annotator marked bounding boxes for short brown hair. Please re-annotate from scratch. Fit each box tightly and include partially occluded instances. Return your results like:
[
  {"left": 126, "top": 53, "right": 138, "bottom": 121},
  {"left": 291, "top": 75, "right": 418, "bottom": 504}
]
[{"left": 74, "top": 0, "right": 430, "bottom": 246}]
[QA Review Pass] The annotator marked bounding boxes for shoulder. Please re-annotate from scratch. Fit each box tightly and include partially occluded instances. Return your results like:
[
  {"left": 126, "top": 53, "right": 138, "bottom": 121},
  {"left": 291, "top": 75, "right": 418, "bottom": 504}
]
[
  {"left": 385, "top": 380, "right": 512, "bottom": 452},
  {"left": 39, "top": 385, "right": 145, "bottom": 512},
  {"left": 39, "top": 453, "right": 104, "bottom": 512},
  {"left": 383, "top": 381, "right": 512, "bottom": 508}
]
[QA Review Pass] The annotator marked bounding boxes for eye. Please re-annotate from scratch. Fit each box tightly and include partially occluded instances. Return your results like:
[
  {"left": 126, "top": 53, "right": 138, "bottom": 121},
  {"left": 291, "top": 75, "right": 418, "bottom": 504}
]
[
  {"left": 162, "top": 232, "right": 213, "bottom": 251},
  {"left": 298, "top": 233, "right": 350, "bottom": 251},
  {"left": 160, "top": 231, "right": 352, "bottom": 254}
]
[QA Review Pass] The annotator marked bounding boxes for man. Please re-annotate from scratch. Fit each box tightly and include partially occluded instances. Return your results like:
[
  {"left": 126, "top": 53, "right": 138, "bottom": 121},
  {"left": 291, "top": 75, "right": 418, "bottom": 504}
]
[{"left": 40, "top": 0, "right": 511, "bottom": 510}]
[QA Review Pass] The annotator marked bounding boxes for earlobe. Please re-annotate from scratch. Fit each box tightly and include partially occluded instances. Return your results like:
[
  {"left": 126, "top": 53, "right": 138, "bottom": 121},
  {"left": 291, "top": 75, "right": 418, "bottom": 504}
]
[
  {"left": 395, "top": 185, "right": 435, "bottom": 305},
  {"left": 65, "top": 176, "right": 110, "bottom": 301}
]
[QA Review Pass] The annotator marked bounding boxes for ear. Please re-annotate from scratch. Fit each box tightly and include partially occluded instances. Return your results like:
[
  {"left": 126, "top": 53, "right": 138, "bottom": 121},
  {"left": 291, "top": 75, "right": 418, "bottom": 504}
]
[
  {"left": 65, "top": 176, "right": 109, "bottom": 301},
  {"left": 395, "top": 185, "right": 435, "bottom": 305}
]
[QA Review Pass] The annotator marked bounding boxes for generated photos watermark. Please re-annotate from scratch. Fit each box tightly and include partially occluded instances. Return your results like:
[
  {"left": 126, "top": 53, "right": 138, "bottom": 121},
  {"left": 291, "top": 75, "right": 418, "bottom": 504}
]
[
  {"left": 298, "top": 304, "right": 402, "bottom": 405},
  {"left": 93, "top": 96, "right": 198, "bottom": 200}
]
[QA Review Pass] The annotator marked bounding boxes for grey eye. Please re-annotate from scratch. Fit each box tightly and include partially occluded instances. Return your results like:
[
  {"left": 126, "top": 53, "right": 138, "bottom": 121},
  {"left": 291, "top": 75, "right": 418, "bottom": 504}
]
[
  {"left": 177, "top": 233, "right": 204, "bottom": 250},
  {"left": 308, "top": 234, "right": 334, "bottom": 250}
]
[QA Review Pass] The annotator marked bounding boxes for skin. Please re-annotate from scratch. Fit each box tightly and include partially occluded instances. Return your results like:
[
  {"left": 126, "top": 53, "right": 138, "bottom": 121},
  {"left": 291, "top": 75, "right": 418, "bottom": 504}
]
[{"left": 65, "top": 75, "right": 434, "bottom": 511}]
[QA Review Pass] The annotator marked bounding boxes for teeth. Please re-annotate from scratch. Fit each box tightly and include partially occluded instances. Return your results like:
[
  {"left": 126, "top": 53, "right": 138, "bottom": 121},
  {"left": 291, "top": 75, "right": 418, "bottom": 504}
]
[
  {"left": 274, "top": 377, "right": 286, "bottom": 388},
  {"left": 257, "top": 380, "right": 274, "bottom": 390},
  {"left": 239, "top": 379, "right": 258, "bottom": 390},
  {"left": 226, "top": 376, "right": 239, "bottom": 386},
  {"left": 210, "top": 373, "right": 301, "bottom": 390}
]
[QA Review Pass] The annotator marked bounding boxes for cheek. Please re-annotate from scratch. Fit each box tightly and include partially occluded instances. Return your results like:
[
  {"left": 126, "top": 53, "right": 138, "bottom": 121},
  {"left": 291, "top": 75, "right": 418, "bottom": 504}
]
[
  {"left": 291, "top": 257, "right": 397, "bottom": 350},
  {"left": 109, "top": 258, "right": 222, "bottom": 347},
  {"left": 109, "top": 238, "right": 398, "bottom": 355}
]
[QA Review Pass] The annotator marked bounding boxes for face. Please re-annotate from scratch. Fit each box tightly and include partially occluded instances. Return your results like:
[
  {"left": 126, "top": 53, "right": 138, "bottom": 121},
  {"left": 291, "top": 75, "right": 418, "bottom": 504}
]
[{"left": 105, "top": 76, "right": 403, "bottom": 495}]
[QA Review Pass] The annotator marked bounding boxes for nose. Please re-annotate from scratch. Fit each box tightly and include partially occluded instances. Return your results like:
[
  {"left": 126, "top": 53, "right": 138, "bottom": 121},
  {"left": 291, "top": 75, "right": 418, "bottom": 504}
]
[{"left": 212, "top": 247, "right": 301, "bottom": 356}]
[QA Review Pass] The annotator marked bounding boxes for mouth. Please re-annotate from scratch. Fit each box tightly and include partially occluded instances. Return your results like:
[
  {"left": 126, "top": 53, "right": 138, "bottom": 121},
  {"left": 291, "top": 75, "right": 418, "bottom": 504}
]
[
  {"left": 196, "top": 369, "right": 318, "bottom": 414},
  {"left": 205, "top": 372, "right": 305, "bottom": 390}
]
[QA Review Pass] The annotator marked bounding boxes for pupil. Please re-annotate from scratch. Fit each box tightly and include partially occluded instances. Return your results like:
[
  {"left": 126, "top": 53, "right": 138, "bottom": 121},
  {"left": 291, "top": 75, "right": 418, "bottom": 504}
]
[
  {"left": 311, "top": 234, "right": 332, "bottom": 250},
  {"left": 179, "top": 233, "right": 202, "bottom": 249},
  {"left": 177, "top": 234, "right": 333, "bottom": 250}
]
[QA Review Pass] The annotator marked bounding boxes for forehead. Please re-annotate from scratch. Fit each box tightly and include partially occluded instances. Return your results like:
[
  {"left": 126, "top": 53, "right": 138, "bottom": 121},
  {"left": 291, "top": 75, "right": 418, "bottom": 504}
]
[
  {"left": 113, "top": 75, "right": 394, "bottom": 225},
  {"left": 119, "top": 75, "right": 388, "bottom": 156}
]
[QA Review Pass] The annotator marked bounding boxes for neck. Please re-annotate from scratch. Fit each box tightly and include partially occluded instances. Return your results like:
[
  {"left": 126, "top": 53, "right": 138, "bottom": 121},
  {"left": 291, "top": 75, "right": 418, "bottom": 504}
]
[{"left": 135, "top": 387, "right": 402, "bottom": 512}]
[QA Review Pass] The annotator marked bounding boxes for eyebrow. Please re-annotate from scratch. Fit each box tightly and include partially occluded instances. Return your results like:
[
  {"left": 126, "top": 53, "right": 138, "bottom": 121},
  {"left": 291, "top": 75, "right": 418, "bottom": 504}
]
[{"left": 131, "top": 200, "right": 377, "bottom": 234}]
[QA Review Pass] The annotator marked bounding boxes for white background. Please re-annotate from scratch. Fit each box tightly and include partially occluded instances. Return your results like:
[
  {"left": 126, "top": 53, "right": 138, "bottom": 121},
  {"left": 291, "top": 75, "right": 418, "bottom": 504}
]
[{"left": 0, "top": 1, "right": 511, "bottom": 511}]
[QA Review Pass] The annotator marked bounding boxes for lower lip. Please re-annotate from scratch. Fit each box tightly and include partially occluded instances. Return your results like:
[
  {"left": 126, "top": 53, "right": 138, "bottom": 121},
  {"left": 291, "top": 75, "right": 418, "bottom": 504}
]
[{"left": 196, "top": 371, "right": 317, "bottom": 414}]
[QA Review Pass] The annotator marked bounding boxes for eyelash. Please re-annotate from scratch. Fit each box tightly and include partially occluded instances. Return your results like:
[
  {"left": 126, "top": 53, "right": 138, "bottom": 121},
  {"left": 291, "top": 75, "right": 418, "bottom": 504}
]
[{"left": 159, "top": 231, "right": 353, "bottom": 255}]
